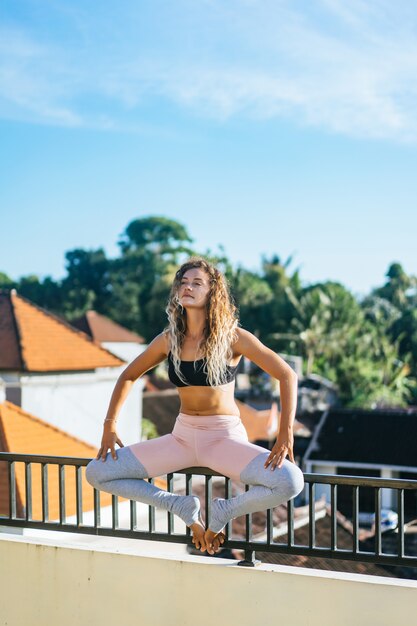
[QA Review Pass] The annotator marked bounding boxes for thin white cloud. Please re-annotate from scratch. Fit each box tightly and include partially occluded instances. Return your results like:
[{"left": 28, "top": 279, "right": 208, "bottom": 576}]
[
  {"left": 1, "top": 1, "right": 417, "bottom": 141},
  {"left": 0, "top": 26, "right": 83, "bottom": 127}
]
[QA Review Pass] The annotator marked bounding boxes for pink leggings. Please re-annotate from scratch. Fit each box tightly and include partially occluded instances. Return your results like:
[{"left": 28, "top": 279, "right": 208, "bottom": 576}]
[
  {"left": 86, "top": 412, "right": 305, "bottom": 532},
  {"left": 128, "top": 412, "right": 269, "bottom": 482}
]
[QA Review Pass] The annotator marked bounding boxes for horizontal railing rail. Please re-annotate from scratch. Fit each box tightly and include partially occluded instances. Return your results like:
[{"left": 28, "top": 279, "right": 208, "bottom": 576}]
[{"left": 0, "top": 452, "right": 416, "bottom": 569}]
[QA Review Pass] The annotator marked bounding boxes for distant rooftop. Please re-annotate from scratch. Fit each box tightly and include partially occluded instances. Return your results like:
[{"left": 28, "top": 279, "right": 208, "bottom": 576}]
[
  {"left": 305, "top": 407, "right": 417, "bottom": 467},
  {"left": 0, "top": 290, "right": 125, "bottom": 372},
  {"left": 71, "top": 310, "right": 144, "bottom": 344}
]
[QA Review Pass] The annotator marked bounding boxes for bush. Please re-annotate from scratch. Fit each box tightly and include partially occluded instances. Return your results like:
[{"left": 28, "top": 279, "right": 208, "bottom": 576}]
[{"left": 141, "top": 417, "right": 159, "bottom": 440}]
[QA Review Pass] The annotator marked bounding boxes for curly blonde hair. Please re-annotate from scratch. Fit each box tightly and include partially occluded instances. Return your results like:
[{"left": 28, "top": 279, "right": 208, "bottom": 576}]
[{"left": 164, "top": 257, "right": 239, "bottom": 387}]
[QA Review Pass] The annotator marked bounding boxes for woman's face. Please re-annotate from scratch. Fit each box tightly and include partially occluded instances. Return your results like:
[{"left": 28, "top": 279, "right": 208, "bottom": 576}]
[{"left": 178, "top": 268, "right": 211, "bottom": 310}]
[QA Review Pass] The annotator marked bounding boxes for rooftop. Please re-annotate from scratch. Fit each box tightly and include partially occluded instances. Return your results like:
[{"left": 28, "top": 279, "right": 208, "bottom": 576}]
[
  {"left": 70, "top": 309, "right": 145, "bottom": 344},
  {"left": 0, "top": 401, "right": 113, "bottom": 518},
  {"left": 0, "top": 289, "right": 125, "bottom": 372},
  {"left": 306, "top": 407, "right": 417, "bottom": 467}
]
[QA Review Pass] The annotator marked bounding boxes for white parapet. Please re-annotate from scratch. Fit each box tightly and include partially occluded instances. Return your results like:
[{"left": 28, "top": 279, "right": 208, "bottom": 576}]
[{"left": 1, "top": 531, "right": 416, "bottom": 626}]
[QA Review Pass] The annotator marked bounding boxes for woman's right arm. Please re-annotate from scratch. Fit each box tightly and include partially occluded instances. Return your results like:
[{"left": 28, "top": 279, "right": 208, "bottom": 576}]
[{"left": 96, "top": 332, "right": 169, "bottom": 461}]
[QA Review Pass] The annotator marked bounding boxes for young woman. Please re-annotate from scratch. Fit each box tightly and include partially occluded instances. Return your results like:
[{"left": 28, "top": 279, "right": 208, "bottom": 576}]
[{"left": 86, "top": 257, "right": 304, "bottom": 555}]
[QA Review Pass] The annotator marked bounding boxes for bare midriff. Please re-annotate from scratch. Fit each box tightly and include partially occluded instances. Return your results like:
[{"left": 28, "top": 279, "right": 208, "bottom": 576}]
[{"left": 178, "top": 380, "right": 240, "bottom": 416}]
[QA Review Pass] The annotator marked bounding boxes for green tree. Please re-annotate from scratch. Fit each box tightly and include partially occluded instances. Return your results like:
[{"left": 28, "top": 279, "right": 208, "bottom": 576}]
[
  {"left": 234, "top": 254, "right": 302, "bottom": 347},
  {"left": 361, "top": 286, "right": 417, "bottom": 403},
  {"left": 0, "top": 272, "right": 14, "bottom": 287},
  {"left": 272, "top": 281, "right": 362, "bottom": 376},
  {"left": 328, "top": 293, "right": 416, "bottom": 407},
  {"left": 372, "top": 262, "right": 414, "bottom": 310},
  {"left": 259, "top": 254, "right": 303, "bottom": 348},
  {"left": 392, "top": 307, "right": 417, "bottom": 375},
  {"left": 62, "top": 248, "right": 112, "bottom": 320},
  {"left": 229, "top": 266, "right": 273, "bottom": 335},
  {"left": 336, "top": 322, "right": 416, "bottom": 409},
  {"left": 116, "top": 216, "right": 196, "bottom": 339},
  {"left": 104, "top": 256, "right": 143, "bottom": 333},
  {"left": 118, "top": 216, "right": 194, "bottom": 260},
  {"left": 6, "top": 274, "right": 63, "bottom": 314}
]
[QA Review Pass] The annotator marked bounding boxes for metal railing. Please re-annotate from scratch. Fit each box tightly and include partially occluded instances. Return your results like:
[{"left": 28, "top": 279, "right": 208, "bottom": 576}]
[{"left": 0, "top": 452, "right": 416, "bottom": 569}]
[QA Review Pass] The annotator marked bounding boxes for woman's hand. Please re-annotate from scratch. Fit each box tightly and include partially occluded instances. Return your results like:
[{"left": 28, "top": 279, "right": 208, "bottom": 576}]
[
  {"left": 264, "top": 429, "right": 295, "bottom": 470},
  {"left": 96, "top": 423, "right": 124, "bottom": 461}
]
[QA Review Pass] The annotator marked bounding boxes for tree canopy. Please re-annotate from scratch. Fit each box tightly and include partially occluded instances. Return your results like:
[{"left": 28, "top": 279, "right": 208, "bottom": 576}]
[{"left": 2, "top": 216, "right": 416, "bottom": 409}]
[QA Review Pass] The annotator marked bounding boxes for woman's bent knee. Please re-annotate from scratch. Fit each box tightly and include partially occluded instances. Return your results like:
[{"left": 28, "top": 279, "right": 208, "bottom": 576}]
[
  {"left": 85, "top": 447, "right": 149, "bottom": 488},
  {"left": 286, "top": 463, "right": 305, "bottom": 498},
  {"left": 263, "top": 459, "right": 304, "bottom": 499},
  {"left": 85, "top": 459, "right": 102, "bottom": 488}
]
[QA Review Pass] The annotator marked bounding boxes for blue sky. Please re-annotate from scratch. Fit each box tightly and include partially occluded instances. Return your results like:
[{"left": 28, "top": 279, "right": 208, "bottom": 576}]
[{"left": 1, "top": 0, "right": 417, "bottom": 299}]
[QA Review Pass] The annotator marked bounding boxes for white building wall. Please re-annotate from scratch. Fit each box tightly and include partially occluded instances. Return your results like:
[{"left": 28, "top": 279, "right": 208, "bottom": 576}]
[
  {"left": 1, "top": 373, "right": 21, "bottom": 405},
  {"left": 19, "top": 368, "right": 144, "bottom": 448},
  {"left": 1, "top": 342, "right": 148, "bottom": 450},
  {"left": 101, "top": 341, "right": 146, "bottom": 364}
]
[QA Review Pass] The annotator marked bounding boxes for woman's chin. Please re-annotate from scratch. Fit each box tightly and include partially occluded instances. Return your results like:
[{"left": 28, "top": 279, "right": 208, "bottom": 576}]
[{"left": 182, "top": 301, "right": 204, "bottom": 310}]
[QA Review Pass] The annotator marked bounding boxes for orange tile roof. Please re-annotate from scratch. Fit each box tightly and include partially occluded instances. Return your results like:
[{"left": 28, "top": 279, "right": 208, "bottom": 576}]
[
  {"left": 0, "top": 401, "right": 166, "bottom": 520},
  {"left": 71, "top": 310, "right": 145, "bottom": 343},
  {"left": 0, "top": 289, "right": 125, "bottom": 372},
  {"left": 236, "top": 400, "right": 306, "bottom": 441},
  {"left": 0, "top": 400, "right": 113, "bottom": 519},
  {"left": 236, "top": 399, "right": 279, "bottom": 441}
]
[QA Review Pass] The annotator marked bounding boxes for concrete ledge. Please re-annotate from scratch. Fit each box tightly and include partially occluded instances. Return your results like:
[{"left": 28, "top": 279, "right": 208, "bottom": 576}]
[{"left": 1, "top": 532, "right": 416, "bottom": 626}]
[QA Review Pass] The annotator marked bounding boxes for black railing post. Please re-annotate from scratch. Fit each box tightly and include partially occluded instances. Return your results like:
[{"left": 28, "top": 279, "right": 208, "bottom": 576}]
[
  {"left": 397, "top": 488, "right": 405, "bottom": 558},
  {"left": 352, "top": 484, "right": 359, "bottom": 554},
  {"left": 8, "top": 460, "right": 16, "bottom": 519},
  {"left": 76, "top": 465, "right": 83, "bottom": 527},
  {"left": 287, "top": 498, "right": 294, "bottom": 547},
  {"left": 147, "top": 477, "right": 156, "bottom": 532},
  {"left": 237, "top": 549, "right": 261, "bottom": 567},
  {"left": 185, "top": 472, "right": 192, "bottom": 538},
  {"left": 225, "top": 476, "right": 232, "bottom": 541},
  {"left": 330, "top": 483, "right": 337, "bottom": 551}
]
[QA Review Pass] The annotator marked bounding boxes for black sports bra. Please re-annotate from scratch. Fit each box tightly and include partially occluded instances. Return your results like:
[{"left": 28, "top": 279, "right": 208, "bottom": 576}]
[{"left": 167, "top": 351, "right": 238, "bottom": 387}]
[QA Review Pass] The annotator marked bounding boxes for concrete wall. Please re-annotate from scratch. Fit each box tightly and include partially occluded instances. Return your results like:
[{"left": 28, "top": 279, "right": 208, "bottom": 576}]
[{"left": 1, "top": 533, "right": 416, "bottom": 626}]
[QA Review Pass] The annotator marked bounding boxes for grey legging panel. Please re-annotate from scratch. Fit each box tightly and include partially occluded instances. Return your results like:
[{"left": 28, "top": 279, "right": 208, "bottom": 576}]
[
  {"left": 85, "top": 446, "right": 201, "bottom": 527},
  {"left": 207, "top": 451, "right": 305, "bottom": 533}
]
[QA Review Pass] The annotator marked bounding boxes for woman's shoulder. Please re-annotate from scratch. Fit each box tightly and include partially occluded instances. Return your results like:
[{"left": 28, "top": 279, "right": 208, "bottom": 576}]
[
  {"left": 148, "top": 330, "right": 170, "bottom": 357},
  {"left": 232, "top": 326, "right": 256, "bottom": 354},
  {"left": 234, "top": 326, "right": 254, "bottom": 342}
]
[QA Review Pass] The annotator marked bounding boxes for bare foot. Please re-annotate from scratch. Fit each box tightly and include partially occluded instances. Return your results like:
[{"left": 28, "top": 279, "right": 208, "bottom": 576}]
[
  {"left": 189, "top": 520, "right": 207, "bottom": 552},
  {"left": 204, "top": 528, "right": 226, "bottom": 555}
]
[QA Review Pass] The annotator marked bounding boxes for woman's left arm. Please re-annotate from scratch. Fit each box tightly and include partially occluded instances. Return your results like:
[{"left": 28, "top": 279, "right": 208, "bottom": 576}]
[{"left": 234, "top": 327, "right": 298, "bottom": 470}]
